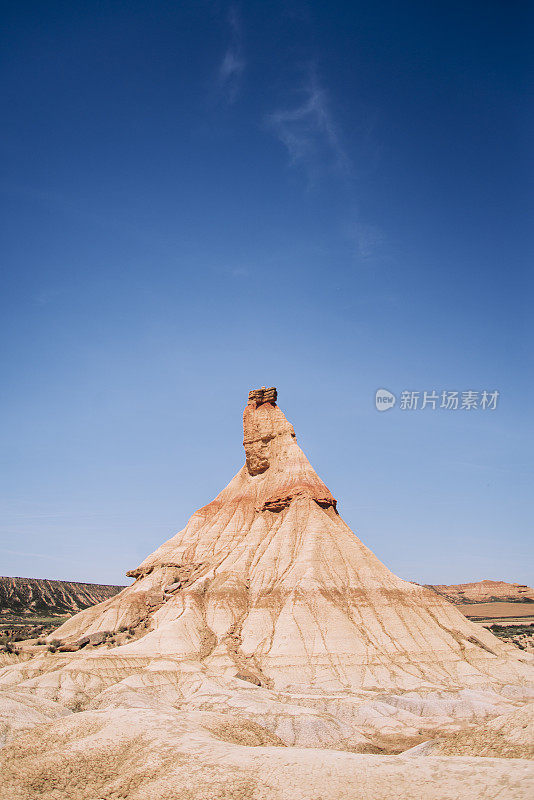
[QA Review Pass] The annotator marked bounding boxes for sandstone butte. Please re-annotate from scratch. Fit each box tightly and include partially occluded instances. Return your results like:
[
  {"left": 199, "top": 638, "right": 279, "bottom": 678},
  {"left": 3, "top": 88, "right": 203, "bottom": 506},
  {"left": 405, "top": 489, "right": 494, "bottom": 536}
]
[
  {"left": 428, "top": 580, "right": 534, "bottom": 605},
  {"left": 1, "top": 388, "right": 533, "bottom": 800}
]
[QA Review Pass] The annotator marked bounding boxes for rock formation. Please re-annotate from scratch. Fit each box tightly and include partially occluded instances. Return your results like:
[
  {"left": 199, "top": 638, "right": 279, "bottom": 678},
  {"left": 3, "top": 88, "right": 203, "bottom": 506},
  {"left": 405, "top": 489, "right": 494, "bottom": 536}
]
[
  {"left": 0, "top": 388, "right": 533, "bottom": 799},
  {"left": 45, "top": 388, "right": 531, "bottom": 691}
]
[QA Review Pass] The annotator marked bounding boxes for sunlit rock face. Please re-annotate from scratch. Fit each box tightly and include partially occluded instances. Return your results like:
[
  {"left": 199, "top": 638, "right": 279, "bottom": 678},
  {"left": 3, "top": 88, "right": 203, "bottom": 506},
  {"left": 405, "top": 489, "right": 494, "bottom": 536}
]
[
  {"left": 43, "top": 388, "right": 532, "bottom": 691},
  {"left": 1, "top": 388, "right": 533, "bottom": 800}
]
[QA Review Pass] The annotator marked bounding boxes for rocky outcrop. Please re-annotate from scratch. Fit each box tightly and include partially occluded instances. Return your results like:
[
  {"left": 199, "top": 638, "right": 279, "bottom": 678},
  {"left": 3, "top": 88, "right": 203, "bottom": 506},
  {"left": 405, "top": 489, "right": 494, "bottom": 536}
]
[{"left": 247, "top": 386, "right": 278, "bottom": 405}]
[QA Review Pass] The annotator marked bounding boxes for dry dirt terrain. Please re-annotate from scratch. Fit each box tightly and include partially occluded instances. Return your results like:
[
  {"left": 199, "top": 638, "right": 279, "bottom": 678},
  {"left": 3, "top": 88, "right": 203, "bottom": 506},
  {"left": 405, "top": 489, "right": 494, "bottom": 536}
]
[
  {"left": 1, "top": 388, "right": 532, "bottom": 800},
  {"left": 428, "top": 582, "right": 534, "bottom": 652},
  {"left": 458, "top": 604, "right": 534, "bottom": 654},
  {"left": 457, "top": 602, "right": 534, "bottom": 621}
]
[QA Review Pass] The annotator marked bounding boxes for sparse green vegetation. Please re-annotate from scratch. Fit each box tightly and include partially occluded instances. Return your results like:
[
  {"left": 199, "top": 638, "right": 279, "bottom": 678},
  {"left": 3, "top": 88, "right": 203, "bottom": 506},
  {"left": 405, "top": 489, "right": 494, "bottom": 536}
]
[
  {"left": 0, "top": 612, "right": 72, "bottom": 644},
  {"left": 489, "top": 623, "right": 534, "bottom": 636},
  {"left": 488, "top": 623, "right": 534, "bottom": 653}
]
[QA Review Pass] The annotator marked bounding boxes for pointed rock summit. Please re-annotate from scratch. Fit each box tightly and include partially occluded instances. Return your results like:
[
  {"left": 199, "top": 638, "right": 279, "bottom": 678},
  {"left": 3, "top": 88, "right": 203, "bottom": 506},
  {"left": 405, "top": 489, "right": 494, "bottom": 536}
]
[{"left": 51, "top": 388, "right": 531, "bottom": 690}]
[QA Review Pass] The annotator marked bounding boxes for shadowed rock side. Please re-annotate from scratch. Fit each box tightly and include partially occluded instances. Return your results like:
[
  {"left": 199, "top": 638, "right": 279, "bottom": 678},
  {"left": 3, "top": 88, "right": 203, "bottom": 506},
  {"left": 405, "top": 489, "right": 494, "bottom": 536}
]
[{"left": 45, "top": 391, "right": 532, "bottom": 692}]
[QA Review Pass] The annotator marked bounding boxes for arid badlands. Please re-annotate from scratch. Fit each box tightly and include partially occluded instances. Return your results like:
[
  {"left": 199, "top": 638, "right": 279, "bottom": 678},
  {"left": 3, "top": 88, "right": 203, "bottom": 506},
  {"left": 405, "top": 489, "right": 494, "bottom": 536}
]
[{"left": 1, "top": 388, "right": 532, "bottom": 799}]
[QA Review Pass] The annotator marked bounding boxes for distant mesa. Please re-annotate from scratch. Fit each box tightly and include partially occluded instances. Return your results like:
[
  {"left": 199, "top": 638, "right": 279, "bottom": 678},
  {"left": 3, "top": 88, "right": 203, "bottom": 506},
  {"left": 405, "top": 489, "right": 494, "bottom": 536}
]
[
  {"left": 0, "top": 576, "right": 124, "bottom": 616},
  {"left": 428, "top": 581, "right": 534, "bottom": 605}
]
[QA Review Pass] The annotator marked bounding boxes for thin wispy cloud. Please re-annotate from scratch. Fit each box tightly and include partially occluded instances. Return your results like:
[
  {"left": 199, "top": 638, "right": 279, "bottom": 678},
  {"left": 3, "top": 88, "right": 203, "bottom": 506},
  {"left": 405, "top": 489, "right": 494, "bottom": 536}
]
[
  {"left": 34, "top": 288, "right": 62, "bottom": 307},
  {"left": 266, "top": 75, "right": 351, "bottom": 183},
  {"left": 217, "top": 6, "right": 245, "bottom": 104},
  {"left": 350, "top": 221, "right": 387, "bottom": 261},
  {"left": 230, "top": 266, "right": 249, "bottom": 278},
  {"left": 268, "top": 71, "right": 388, "bottom": 261}
]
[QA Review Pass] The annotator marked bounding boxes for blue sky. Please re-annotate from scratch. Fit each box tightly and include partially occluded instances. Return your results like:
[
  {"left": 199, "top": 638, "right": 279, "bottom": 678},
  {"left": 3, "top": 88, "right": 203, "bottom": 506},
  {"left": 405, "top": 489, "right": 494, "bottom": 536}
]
[{"left": 1, "top": 1, "right": 532, "bottom": 586}]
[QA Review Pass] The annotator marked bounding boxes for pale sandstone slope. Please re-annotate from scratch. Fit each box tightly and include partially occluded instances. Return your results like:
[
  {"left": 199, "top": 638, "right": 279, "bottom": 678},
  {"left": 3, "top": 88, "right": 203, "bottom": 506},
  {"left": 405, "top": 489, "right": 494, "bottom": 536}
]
[{"left": 47, "top": 387, "right": 531, "bottom": 691}]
